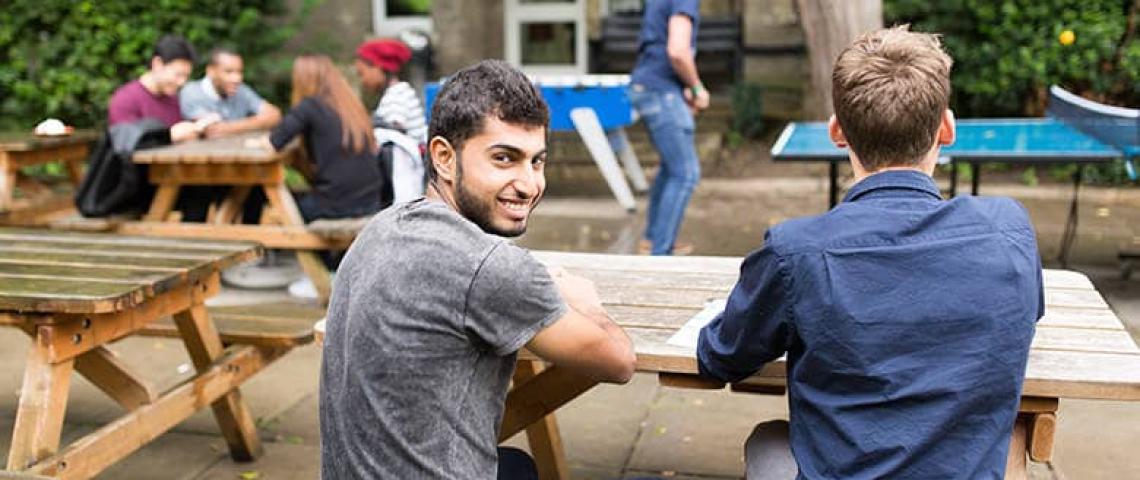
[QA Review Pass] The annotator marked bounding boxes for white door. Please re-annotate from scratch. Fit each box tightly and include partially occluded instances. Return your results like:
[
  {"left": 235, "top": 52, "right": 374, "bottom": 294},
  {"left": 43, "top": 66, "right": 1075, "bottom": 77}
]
[{"left": 505, "top": 0, "right": 587, "bottom": 75}]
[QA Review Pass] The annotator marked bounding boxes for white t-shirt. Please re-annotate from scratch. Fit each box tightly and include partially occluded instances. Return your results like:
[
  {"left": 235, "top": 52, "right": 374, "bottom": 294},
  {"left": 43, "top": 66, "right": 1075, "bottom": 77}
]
[{"left": 373, "top": 81, "right": 427, "bottom": 143}]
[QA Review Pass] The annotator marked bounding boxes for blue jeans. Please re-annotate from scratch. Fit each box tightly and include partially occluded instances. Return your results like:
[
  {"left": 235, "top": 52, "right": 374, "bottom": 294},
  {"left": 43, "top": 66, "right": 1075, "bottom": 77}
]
[{"left": 629, "top": 86, "right": 700, "bottom": 255}]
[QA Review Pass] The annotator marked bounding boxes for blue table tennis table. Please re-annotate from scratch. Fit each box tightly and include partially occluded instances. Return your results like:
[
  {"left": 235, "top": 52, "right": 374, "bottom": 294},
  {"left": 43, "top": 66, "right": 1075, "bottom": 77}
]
[{"left": 771, "top": 118, "right": 1126, "bottom": 267}]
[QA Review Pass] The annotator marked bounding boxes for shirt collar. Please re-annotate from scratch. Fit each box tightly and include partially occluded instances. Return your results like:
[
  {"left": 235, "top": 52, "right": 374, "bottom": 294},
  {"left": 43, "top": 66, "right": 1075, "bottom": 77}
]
[
  {"left": 199, "top": 77, "right": 221, "bottom": 100},
  {"left": 842, "top": 169, "right": 942, "bottom": 203}
]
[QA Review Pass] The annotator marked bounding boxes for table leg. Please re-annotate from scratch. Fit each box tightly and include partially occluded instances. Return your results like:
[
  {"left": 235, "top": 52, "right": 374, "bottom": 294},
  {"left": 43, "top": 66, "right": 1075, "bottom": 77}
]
[
  {"left": 609, "top": 128, "right": 648, "bottom": 193},
  {"left": 500, "top": 365, "right": 598, "bottom": 442},
  {"left": 145, "top": 185, "right": 181, "bottom": 222},
  {"left": 828, "top": 160, "right": 838, "bottom": 208},
  {"left": 65, "top": 158, "right": 85, "bottom": 187},
  {"left": 1005, "top": 416, "right": 1028, "bottom": 480},
  {"left": 570, "top": 107, "right": 638, "bottom": 212},
  {"left": 172, "top": 301, "right": 263, "bottom": 461},
  {"left": 7, "top": 330, "right": 74, "bottom": 470},
  {"left": 74, "top": 346, "right": 157, "bottom": 411},
  {"left": 0, "top": 155, "right": 15, "bottom": 212},
  {"left": 211, "top": 186, "right": 251, "bottom": 225},
  {"left": 262, "top": 183, "right": 331, "bottom": 301},
  {"left": 513, "top": 361, "right": 570, "bottom": 480},
  {"left": 1058, "top": 165, "right": 1083, "bottom": 268},
  {"left": 970, "top": 161, "right": 981, "bottom": 196}
]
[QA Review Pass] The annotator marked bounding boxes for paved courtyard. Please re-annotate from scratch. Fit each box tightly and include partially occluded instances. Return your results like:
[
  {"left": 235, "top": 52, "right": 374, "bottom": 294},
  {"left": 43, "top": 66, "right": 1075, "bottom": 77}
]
[{"left": 1, "top": 165, "right": 1137, "bottom": 478}]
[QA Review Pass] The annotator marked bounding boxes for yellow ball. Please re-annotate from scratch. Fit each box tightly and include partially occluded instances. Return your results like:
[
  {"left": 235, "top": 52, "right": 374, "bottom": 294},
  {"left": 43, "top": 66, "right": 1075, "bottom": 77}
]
[{"left": 1059, "top": 30, "right": 1076, "bottom": 46}]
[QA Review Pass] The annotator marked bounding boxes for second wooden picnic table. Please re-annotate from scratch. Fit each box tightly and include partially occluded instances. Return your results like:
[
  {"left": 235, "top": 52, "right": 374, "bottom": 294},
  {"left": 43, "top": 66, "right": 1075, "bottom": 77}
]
[
  {"left": 0, "top": 131, "right": 97, "bottom": 226},
  {"left": 0, "top": 227, "right": 300, "bottom": 479}
]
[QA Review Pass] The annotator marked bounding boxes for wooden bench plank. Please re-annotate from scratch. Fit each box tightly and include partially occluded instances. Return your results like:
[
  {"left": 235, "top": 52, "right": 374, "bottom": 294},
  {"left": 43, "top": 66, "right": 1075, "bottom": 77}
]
[
  {"left": 0, "top": 277, "right": 146, "bottom": 313},
  {"left": 0, "top": 242, "right": 229, "bottom": 260},
  {"left": 0, "top": 228, "right": 256, "bottom": 252},
  {"left": 138, "top": 304, "right": 325, "bottom": 348}
]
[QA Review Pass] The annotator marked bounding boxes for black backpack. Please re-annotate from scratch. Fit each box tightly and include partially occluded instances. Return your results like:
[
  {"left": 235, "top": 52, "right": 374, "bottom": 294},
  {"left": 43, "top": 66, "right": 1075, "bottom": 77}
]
[{"left": 74, "top": 119, "right": 170, "bottom": 217}]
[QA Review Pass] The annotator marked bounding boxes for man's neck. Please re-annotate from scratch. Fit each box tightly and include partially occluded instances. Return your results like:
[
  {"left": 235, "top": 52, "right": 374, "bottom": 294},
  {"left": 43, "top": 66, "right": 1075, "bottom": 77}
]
[{"left": 138, "top": 73, "right": 160, "bottom": 95}]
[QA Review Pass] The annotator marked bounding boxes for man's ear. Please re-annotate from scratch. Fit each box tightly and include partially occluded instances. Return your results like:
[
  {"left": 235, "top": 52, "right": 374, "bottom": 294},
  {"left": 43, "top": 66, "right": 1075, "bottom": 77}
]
[
  {"left": 429, "top": 136, "right": 457, "bottom": 183},
  {"left": 150, "top": 56, "right": 163, "bottom": 72},
  {"left": 937, "top": 109, "right": 956, "bottom": 146},
  {"left": 828, "top": 115, "right": 848, "bottom": 148}
]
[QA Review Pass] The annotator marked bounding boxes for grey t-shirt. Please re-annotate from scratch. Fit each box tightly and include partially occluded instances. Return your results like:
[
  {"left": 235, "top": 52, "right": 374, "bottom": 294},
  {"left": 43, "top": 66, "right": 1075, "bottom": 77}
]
[
  {"left": 178, "top": 77, "right": 264, "bottom": 121},
  {"left": 320, "top": 199, "right": 567, "bottom": 479}
]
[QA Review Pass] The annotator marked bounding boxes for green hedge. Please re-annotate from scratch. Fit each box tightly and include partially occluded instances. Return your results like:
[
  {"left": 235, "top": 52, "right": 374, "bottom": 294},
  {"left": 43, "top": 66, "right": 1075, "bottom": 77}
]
[
  {"left": 885, "top": 0, "right": 1140, "bottom": 117},
  {"left": 0, "top": 0, "right": 317, "bottom": 130}
]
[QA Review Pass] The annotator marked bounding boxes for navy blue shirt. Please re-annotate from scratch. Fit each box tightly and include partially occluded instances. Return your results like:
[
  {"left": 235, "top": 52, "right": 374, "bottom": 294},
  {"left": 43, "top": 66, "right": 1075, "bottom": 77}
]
[
  {"left": 698, "top": 170, "right": 1044, "bottom": 479},
  {"left": 629, "top": 0, "right": 699, "bottom": 92}
]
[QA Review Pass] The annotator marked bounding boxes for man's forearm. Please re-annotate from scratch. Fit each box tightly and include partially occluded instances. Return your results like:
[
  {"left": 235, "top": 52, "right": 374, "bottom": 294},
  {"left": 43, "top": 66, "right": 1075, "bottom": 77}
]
[{"left": 670, "top": 53, "right": 702, "bottom": 90}]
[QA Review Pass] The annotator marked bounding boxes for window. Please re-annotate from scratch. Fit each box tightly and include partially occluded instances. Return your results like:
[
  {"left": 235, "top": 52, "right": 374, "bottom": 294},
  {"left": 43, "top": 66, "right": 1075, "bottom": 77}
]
[{"left": 372, "top": 0, "right": 433, "bottom": 36}]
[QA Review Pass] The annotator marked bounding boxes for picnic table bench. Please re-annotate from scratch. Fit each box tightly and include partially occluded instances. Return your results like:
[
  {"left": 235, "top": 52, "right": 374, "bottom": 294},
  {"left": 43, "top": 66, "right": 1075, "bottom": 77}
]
[
  {"left": 0, "top": 227, "right": 322, "bottom": 479},
  {"left": 51, "top": 132, "right": 373, "bottom": 302},
  {"left": 503, "top": 251, "right": 1140, "bottom": 479},
  {"left": 0, "top": 132, "right": 97, "bottom": 226}
]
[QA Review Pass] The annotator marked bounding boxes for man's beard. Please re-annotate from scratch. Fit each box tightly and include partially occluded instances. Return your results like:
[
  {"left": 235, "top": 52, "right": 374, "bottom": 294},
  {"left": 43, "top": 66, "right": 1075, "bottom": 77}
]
[{"left": 453, "top": 157, "right": 537, "bottom": 238}]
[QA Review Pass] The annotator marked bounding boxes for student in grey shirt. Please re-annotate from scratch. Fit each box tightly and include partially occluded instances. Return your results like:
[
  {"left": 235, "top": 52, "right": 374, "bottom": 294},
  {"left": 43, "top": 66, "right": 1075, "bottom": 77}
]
[
  {"left": 320, "top": 59, "right": 637, "bottom": 480},
  {"left": 178, "top": 48, "right": 281, "bottom": 138}
]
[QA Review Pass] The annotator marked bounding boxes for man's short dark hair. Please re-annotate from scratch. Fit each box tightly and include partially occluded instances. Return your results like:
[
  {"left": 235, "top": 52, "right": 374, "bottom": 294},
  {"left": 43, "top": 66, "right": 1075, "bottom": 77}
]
[
  {"left": 153, "top": 35, "right": 197, "bottom": 64},
  {"left": 207, "top": 47, "right": 240, "bottom": 66},
  {"left": 426, "top": 59, "right": 549, "bottom": 182}
]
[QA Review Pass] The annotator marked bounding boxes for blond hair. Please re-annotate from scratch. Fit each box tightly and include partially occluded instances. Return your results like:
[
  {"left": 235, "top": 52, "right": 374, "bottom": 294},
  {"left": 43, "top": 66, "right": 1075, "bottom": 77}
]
[{"left": 831, "top": 25, "right": 953, "bottom": 171}]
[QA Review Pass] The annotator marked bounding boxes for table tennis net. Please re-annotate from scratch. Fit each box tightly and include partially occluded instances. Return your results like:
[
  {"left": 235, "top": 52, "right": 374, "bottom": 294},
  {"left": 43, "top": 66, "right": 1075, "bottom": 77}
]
[{"left": 1047, "top": 85, "right": 1140, "bottom": 151}]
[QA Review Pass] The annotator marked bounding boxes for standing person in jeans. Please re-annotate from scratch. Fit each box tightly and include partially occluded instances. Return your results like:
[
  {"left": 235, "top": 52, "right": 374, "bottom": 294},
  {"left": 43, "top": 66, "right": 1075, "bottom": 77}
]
[
  {"left": 629, "top": 0, "right": 707, "bottom": 255},
  {"left": 697, "top": 26, "right": 1044, "bottom": 479}
]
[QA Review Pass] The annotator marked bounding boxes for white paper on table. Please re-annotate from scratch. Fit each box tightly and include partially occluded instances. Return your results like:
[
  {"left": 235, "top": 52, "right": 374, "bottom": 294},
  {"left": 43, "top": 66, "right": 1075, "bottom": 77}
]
[{"left": 666, "top": 298, "right": 727, "bottom": 349}]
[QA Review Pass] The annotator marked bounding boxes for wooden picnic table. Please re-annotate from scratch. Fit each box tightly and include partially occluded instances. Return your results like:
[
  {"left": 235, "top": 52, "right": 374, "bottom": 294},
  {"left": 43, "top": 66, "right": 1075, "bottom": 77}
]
[
  {"left": 0, "top": 227, "right": 275, "bottom": 479},
  {"left": 0, "top": 131, "right": 97, "bottom": 225},
  {"left": 505, "top": 251, "right": 1140, "bottom": 479},
  {"left": 123, "top": 132, "right": 334, "bottom": 300}
]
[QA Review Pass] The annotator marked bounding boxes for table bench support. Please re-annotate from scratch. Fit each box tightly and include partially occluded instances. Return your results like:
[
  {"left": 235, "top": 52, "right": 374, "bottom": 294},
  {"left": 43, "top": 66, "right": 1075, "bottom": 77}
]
[
  {"left": 173, "top": 303, "right": 263, "bottom": 461},
  {"left": 513, "top": 360, "right": 571, "bottom": 480}
]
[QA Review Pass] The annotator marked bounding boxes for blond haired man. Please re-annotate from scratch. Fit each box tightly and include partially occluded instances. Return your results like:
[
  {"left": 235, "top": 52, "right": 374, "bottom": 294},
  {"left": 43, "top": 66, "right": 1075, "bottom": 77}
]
[{"left": 697, "top": 26, "right": 1044, "bottom": 479}]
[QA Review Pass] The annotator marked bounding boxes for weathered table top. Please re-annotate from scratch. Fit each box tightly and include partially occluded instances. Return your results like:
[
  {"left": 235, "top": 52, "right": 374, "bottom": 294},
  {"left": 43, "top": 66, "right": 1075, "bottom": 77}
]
[
  {"left": 0, "top": 131, "right": 98, "bottom": 152},
  {"left": 0, "top": 227, "right": 261, "bottom": 314},
  {"left": 533, "top": 251, "right": 1140, "bottom": 401},
  {"left": 133, "top": 132, "right": 296, "bottom": 165}
]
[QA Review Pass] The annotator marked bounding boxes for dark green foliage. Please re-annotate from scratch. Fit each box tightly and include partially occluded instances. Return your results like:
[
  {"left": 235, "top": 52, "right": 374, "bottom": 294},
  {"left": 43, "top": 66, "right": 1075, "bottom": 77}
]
[
  {"left": 886, "top": 0, "right": 1140, "bottom": 184},
  {"left": 0, "top": 0, "right": 321, "bottom": 130},
  {"left": 730, "top": 82, "right": 764, "bottom": 142},
  {"left": 885, "top": 0, "right": 1140, "bottom": 116}
]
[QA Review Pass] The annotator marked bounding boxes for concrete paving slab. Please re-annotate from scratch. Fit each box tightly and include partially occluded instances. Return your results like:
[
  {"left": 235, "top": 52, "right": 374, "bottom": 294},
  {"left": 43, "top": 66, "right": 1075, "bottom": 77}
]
[
  {"left": 627, "top": 387, "right": 786, "bottom": 478},
  {"left": 559, "top": 373, "right": 660, "bottom": 470},
  {"left": 624, "top": 469, "right": 740, "bottom": 479},
  {"left": 257, "top": 393, "right": 319, "bottom": 446},
  {"left": 191, "top": 440, "right": 319, "bottom": 480},
  {"left": 1051, "top": 398, "right": 1140, "bottom": 479}
]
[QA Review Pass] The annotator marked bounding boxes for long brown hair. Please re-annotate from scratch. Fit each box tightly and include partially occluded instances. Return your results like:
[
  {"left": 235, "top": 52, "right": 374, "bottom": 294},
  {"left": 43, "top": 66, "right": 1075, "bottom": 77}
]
[{"left": 290, "top": 54, "right": 376, "bottom": 154}]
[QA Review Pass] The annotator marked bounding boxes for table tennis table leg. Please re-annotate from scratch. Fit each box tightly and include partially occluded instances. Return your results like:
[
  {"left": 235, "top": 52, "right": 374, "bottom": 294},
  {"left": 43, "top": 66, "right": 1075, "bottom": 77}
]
[
  {"left": 571, "top": 107, "right": 637, "bottom": 212},
  {"left": 828, "top": 160, "right": 839, "bottom": 209},
  {"left": 971, "top": 161, "right": 981, "bottom": 196},
  {"left": 608, "top": 128, "right": 649, "bottom": 193},
  {"left": 1058, "top": 165, "right": 1083, "bottom": 268},
  {"left": 949, "top": 161, "right": 959, "bottom": 197}
]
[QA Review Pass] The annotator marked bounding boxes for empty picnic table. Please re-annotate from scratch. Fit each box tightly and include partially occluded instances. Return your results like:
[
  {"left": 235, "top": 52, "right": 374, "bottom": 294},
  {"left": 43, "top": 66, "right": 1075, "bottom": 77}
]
[
  {"left": 0, "top": 227, "right": 295, "bottom": 479},
  {"left": 507, "top": 251, "right": 1140, "bottom": 479},
  {"left": 0, "top": 131, "right": 97, "bottom": 226}
]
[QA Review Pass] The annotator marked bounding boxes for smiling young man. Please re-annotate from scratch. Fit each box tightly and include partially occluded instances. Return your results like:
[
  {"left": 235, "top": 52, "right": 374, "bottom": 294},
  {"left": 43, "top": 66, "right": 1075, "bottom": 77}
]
[
  {"left": 697, "top": 27, "right": 1044, "bottom": 479},
  {"left": 320, "top": 59, "right": 636, "bottom": 480},
  {"left": 179, "top": 48, "right": 281, "bottom": 138},
  {"left": 107, "top": 34, "right": 201, "bottom": 142}
]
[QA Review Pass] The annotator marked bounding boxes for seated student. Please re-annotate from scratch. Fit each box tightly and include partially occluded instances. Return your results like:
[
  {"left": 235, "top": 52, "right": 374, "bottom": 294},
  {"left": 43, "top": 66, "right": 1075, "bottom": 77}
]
[
  {"left": 697, "top": 26, "right": 1044, "bottom": 479},
  {"left": 179, "top": 48, "right": 282, "bottom": 137},
  {"left": 108, "top": 34, "right": 201, "bottom": 142},
  {"left": 263, "top": 54, "right": 384, "bottom": 222},
  {"left": 354, "top": 38, "right": 427, "bottom": 142},
  {"left": 320, "top": 59, "right": 636, "bottom": 479}
]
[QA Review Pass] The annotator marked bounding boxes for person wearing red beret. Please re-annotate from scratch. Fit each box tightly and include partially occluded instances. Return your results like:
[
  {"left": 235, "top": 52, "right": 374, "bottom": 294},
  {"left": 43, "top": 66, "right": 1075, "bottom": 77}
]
[{"left": 355, "top": 39, "right": 427, "bottom": 142}]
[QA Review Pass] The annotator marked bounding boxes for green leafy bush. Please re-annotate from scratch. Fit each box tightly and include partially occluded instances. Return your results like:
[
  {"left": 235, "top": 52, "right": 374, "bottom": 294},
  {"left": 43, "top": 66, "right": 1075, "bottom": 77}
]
[
  {"left": 885, "top": 0, "right": 1140, "bottom": 116},
  {"left": 0, "top": 0, "right": 319, "bottom": 130},
  {"left": 730, "top": 82, "right": 765, "bottom": 145},
  {"left": 886, "top": 0, "right": 1140, "bottom": 184}
]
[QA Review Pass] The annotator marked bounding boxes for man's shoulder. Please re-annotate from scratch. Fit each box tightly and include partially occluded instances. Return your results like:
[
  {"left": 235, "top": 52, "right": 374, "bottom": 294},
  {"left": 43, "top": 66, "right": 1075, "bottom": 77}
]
[
  {"left": 361, "top": 200, "right": 503, "bottom": 255},
  {"left": 109, "top": 80, "right": 144, "bottom": 103},
  {"left": 178, "top": 79, "right": 208, "bottom": 101}
]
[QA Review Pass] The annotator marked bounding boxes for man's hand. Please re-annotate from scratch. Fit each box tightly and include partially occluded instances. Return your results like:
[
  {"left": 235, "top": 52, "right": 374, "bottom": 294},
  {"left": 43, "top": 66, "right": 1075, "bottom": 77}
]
[
  {"left": 169, "top": 121, "right": 200, "bottom": 143},
  {"left": 547, "top": 266, "right": 606, "bottom": 319},
  {"left": 683, "top": 85, "right": 711, "bottom": 114}
]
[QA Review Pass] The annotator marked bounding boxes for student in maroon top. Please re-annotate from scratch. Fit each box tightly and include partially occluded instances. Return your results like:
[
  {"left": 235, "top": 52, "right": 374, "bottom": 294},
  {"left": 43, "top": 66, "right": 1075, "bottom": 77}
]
[{"left": 107, "top": 35, "right": 201, "bottom": 142}]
